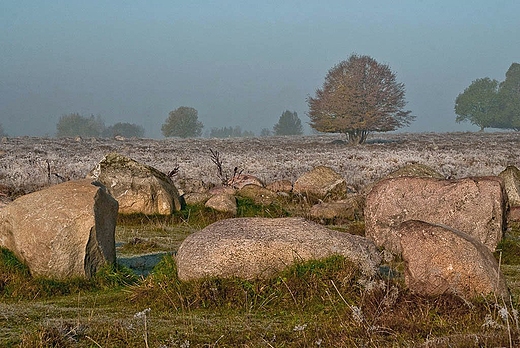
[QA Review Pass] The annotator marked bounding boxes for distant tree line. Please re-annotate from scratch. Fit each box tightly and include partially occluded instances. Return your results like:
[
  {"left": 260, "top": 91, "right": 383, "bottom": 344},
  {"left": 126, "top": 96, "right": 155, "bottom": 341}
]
[
  {"left": 56, "top": 113, "right": 145, "bottom": 138},
  {"left": 455, "top": 63, "right": 520, "bottom": 131},
  {"left": 161, "top": 106, "right": 305, "bottom": 138},
  {"left": 209, "top": 126, "right": 255, "bottom": 138}
]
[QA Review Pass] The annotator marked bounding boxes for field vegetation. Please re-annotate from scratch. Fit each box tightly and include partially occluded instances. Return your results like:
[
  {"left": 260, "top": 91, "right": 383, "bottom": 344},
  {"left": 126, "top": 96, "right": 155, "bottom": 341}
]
[{"left": 1, "top": 132, "right": 520, "bottom": 346}]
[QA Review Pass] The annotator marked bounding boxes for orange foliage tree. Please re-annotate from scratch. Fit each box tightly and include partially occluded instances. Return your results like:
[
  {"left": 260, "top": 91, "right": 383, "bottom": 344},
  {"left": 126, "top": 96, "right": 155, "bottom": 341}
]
[{"left": 308, "top": 54, "right": 415, "bottom": 144}]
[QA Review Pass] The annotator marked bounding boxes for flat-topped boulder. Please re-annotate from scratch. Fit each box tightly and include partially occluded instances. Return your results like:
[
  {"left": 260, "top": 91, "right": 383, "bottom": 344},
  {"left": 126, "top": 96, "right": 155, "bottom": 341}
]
[
  {"left": 205, "top": 193, "right": 237, "bottom": 215},
  {"left": 176, "top": 217, "right": 381, "bottom": 280},
  {"left": 0, "top": 179, "right": 118, "bottom": 278}
]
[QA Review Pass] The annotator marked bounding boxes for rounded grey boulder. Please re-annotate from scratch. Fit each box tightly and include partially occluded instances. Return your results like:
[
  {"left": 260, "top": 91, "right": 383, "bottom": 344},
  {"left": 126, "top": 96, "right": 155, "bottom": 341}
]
[{"left": 176, "top": 217, "right": 381, "bottom": 280}]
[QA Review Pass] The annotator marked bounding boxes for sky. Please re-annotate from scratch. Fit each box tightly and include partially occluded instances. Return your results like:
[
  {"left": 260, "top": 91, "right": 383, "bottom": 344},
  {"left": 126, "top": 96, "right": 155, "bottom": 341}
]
[{"left": 1, "top": 1, "right": 519, "bottom": 138}]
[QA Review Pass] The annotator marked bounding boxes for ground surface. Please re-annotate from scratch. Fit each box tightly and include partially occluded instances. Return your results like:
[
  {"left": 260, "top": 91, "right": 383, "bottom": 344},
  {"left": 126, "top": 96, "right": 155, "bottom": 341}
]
[{"left": 1, "top": 132, "right": 520, "bottom": 347}]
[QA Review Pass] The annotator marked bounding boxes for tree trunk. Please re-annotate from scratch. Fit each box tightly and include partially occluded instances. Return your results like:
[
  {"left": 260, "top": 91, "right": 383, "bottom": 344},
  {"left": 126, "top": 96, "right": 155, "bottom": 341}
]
[{"left": 345, "top": 130, "right": 369, "bottom": 145}]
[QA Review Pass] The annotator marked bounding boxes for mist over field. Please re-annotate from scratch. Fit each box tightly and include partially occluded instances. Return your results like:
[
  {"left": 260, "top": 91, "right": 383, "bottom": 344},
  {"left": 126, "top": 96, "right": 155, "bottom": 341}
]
[{"left": 1, "top": 1, "right": 519, "bottom": 137}]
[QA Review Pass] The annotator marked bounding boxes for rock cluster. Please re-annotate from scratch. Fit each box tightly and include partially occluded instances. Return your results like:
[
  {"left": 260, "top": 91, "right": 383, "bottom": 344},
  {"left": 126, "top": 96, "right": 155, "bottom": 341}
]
[
  {"left": 2, "top": 148, "right": 519, "bottom": 304},
  {"left": 176, "top": 165, "right": 363, "bottom": 223},
  {"left": 365, "top": 173, "right": 510, "bottom": 299}
]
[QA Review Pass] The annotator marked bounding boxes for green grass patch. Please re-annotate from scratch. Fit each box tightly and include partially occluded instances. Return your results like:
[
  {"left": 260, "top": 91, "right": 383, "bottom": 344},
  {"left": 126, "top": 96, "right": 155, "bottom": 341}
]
[
  {"left": 236, "top": 196, "right": 290, "bottom": 218},
  {"left": 0, "top": 247, "right": 138, "bottom": 301},
  {"left": 3, "top": 204, "right": 520, "bottom": 346},
  {"left": 3, "top": 250, "right": 520, "bottom": 347},
  {"left": 496, "top": 238, "right": 520, "bottom": 265},
  {"left": 131, "top": 254, "right": 361, "bottom": 312}
]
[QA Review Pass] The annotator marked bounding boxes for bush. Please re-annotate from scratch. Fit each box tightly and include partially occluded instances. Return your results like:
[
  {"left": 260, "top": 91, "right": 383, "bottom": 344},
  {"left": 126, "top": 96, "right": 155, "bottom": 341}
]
[
  {"left": 161, "top": 107, "right": 203, "bottom": 138},
  {"left": 56, "top": 113, "right": 105, "bottom": 138},
  {"left": 209, "top": 126, "right": 254, "bottom": 138},
  {"left": 103, "top": 122, "right": 145, "bottom": 138}
]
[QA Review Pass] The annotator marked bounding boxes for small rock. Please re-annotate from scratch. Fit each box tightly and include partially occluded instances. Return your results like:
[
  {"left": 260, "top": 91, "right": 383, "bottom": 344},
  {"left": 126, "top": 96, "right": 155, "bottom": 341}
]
[{"left": 205, "top": 193, "right": 237, "bottom": 215}]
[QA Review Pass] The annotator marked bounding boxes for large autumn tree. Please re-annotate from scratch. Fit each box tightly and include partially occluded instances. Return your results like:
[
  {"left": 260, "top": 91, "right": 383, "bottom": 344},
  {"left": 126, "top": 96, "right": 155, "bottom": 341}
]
[
  {"left": 307, "top": 54, "right": 414, "bottom": 144},
  {"left": 161, "top": 106, "right": 203, "bottom": 138}
]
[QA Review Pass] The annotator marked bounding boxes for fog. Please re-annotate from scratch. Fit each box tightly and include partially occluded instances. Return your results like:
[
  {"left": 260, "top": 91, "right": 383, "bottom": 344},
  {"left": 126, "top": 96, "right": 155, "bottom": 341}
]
[{"left": 1, "top": 1, "right": 519, "bottom": 138}]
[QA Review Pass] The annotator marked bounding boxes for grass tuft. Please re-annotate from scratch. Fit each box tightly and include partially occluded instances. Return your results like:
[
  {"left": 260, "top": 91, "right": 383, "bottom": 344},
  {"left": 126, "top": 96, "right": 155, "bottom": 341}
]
[{"left": 0, "top": 247, "right": 138, "bottom": 300}]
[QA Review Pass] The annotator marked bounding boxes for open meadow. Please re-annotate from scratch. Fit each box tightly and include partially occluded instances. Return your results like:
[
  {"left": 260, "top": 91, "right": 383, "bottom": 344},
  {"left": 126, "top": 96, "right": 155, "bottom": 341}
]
[
  {"left": 1, "top": 132, "right": 520, "bottom": 347},
  {"left": 2, "top": 131, "right": 520, "bottom": 196}
]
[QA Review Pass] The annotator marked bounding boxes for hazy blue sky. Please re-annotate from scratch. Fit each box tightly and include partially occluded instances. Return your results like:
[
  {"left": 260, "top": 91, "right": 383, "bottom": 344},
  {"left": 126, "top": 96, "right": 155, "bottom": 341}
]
[{"left": 1, "top": 1, "right": 519, "bottom": 137}]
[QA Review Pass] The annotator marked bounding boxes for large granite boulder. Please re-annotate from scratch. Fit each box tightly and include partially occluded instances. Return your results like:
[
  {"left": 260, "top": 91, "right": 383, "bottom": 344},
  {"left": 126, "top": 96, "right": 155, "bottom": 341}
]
[
  {"left": 0, "top": 180, "right": 118, "bottom": 278},
  {"left": 499, "top": 165, "right": 520, "bottom": 207},
  {"left": 88, "top": 153, "right": 182, "bottom": 215},
  {"left": 293, "top": 166, "right": 347, "bottom": 201},
  {"left": 398, "top": 220, "right": 509, "bottom": 299},
  {"left": 365, "top": 176, "right": 505, "bottom": 254},
  {"left": 176, "top": 217, "right": 381, "bottom": 280}
]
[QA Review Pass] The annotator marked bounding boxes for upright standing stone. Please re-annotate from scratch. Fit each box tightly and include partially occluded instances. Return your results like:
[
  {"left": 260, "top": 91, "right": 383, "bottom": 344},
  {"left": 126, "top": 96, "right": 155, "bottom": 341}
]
[{"left": 0, "top": 180, "right": 118, "bottom": 278}]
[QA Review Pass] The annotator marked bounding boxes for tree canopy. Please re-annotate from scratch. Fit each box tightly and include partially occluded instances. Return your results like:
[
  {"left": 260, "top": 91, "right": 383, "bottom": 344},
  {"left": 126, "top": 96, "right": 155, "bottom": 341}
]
[
  {"left": 161, "top": 107, "right": 203, "bottom": 138},
  {"left": 56, "top": 113, "right": 105, "bottom": 138},
  {"left": 499, "top": 63, "right": 520, "bottom": 130},
  {"left": 454, "top": 78, "right": 501, "bottom": 131},
  {"left": 103, "top": 122, "right": 145, "bottom": 138},
  {"left": 307, "top": 54, "right": 414, "bottom": 144},
  {"left": 455, "top": 63, "right": 520, "bottom": 131},
  {"left": 273, "top": 110, "right": 303, "bottom": 135},
  {"left": 209, "top": 126, "right": 254, "bottom": 138}
]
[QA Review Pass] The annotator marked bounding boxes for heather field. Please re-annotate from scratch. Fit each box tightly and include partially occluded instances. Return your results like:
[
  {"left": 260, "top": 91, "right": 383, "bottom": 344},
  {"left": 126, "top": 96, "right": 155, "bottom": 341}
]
[
  {"left": 2, "top": 131, "right": 520, "bottom": 198},
  {"left": 1, "top": 132, "right": 520, "bottom": 347}
]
